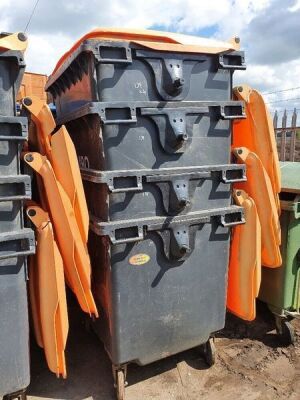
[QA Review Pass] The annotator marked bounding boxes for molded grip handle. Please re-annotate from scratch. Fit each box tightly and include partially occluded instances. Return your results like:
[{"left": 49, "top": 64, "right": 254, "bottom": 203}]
[
  {"left": 220, "top": 212, "right": 245, "bottom": 227},
  {"left": 110, "top": 227, "right": 144, "bottom": 244},
  {"left": 0, "top": 235, "right": 35, "bottom": 260}
]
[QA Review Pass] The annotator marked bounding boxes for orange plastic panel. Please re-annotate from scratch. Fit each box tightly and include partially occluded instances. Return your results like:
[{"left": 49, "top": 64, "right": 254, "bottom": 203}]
[
  {"left": 233, "top": 84, "right": 281, "bottom": 211},
  {"left": 227, "top": 190, "right": 261, "bottom": 321},
  {"left": 22, "top": 96, "right": 56, "bottom": 158},
  {"left": 0, "top": 32, "right": 28, "bottom": 52},
  {"left": 52, "top": 28, "right": 240, "bottom": 74},
  {"left": 23, "top": 97, "right": 89, "bottom": 242},
  {"left": 24, "top": 152, "right": 98, "bottom": 317},
  {"left": 51, "top": 126, "right": 89, "bottom": 243},
  {"left": 233, "top": 147, "right": 281, "bottom": 268},
  {"left": 27, "top": 206, "right": 68, "bottom": 378}
]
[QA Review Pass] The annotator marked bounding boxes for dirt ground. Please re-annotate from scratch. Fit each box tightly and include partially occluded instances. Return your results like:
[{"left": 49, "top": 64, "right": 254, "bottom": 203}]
[{"left": 28, "top": 301, "right": 299, "bottom": 400}]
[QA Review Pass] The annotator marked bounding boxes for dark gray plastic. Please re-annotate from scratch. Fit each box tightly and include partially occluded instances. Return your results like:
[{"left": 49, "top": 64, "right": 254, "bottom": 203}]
[
  {"left": 62, "top": 101, "right": 245, "bottom": 171},
  {"left": 0, "top": 229, "right": 35, "bottom": 260},
  {"left": 0, "top": 116, "right": 28, "bottom": 176},
  {"left": 0, "top": 38, "right": 26, "bottom": 116},
  {"left": 0, "top": 109, "right": 34, "bottom": 396},
  {"left": 89, "top": 205, "right": 244, "bottom": 365},
  {"left": 45, "top": 39, "right": 246, "bottom": 117},
  {"left": 0, "top": 175, "right": 31, "bottom": 201},
  {"left": 81, "top": 164, "right": 246, "bottom": 220},
  {"left": 0, "top": 227, "right": 35, "bottom": 397},
  {"left": 0, "top": 256, "right": 30, "bottom": 397},
  {"left": 0, "top": 117, "right": 30, "bottom": 233}
]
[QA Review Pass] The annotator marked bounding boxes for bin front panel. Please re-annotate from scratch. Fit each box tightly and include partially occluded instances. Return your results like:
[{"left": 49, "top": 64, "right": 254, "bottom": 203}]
[
  {"left": 65, "top": 100, "right": 244, "bottom": 173},
  {"left": 90, "top": 207, "right": 244, "bottom": 365}
]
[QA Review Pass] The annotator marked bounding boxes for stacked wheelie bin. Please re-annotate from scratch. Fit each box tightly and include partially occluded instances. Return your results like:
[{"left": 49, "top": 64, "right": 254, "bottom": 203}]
[
  {"left": 46, "top": 29, "right": 247, "bottom": 399},
  {"left": 259, "top": 162, "right": 300, "bottom": 345},
  {"left": 0, "top": 33, "right": 35, "bottom": 400}
]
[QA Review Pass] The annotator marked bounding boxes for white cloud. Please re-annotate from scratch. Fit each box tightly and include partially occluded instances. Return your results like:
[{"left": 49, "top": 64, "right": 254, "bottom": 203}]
[
  {"left": 1, "top": 0, "right": 300, "bottom": 119},
  {"left": 24, "top": 33, "right": 73, "bottom": 75},
  {"left": 216, "top": 0, "right": 271, "bottom": 40},
  {"left": 289, "top": 0, "right": 300, "bottom": 11}
]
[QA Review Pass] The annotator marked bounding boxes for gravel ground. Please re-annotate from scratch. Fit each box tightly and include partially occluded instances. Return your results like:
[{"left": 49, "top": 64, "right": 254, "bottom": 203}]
[{"left": 28, "top": 301, "right": 299, "bottom": 400}]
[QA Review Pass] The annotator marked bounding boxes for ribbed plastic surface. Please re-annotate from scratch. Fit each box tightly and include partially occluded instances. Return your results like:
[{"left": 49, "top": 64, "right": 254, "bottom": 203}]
[{"left": 0, "top": 49, "right": 35, "bottom": 396}]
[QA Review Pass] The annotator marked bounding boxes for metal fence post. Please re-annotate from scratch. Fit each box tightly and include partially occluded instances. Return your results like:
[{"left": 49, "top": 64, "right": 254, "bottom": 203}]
[
  {"left": 280, "top": 110, "right": 287, "bottom": 162},
  {"left": 289, "top": 108, "right": 297, "bottom": 161}
]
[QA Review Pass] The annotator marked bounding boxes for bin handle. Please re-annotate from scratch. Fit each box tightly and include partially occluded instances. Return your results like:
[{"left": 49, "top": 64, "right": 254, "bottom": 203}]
[
  {"left": 108, "top": 176, "right": 143, "bottom": 193},
  {"left": 221, "top": 168, "right": 246, "bottom": 183},
  {"left": 0, "top": 193, "right": 30, "bottom": 201},
  {"left": 0, "top": 177, "right": 31, "bottom": 202},
  {"left": 97, "top": 44, "right": 132, "bottom": 64},
  {"left": 219, "top": 105, "right": 245, "bottom": 120},
  {"left": 103, "top": 117, "right": 137, "bottom": 125},
  {"left": 219, "top": 53, "right": 246, "bottom": 70},
  {"left": 220, "top": 212, "right": 245, "bottom": 227},
  {"left": 110, "top": 227, "right": 144, "bottom": 245},
  {"left": 0, "top": 237, "right": 35, "bottom": 260},
  {"left": 294, "top": 198, "right": 300, "bottom": 219},
  {"left": 0, "top": 249, "right": 34, "bottom": 260},
  {"left": 100, "top": 107, "right": 137, "bottom": 125}
]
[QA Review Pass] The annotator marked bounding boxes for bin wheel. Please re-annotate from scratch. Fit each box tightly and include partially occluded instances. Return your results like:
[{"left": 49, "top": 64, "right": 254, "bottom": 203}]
[
  {"left": 116, "top": 369, "right": 125, "bottom": 400},
  {"left": 3, "top": 390, "right": 27, "bottom": 400},
  {"left": 275, "top": 317, "right": 295, "bottom": 346},
  {"left": 203, "top": 337, "right": 216, "bottom": 367}
]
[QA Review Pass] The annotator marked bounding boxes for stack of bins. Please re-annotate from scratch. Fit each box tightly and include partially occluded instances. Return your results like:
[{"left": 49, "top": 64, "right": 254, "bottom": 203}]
[
  {"left": 46, "top": 29, "right": 246, "bottom": 394},
  {"left": 0, "top": 33, "right": 35, "bottom": 399}
]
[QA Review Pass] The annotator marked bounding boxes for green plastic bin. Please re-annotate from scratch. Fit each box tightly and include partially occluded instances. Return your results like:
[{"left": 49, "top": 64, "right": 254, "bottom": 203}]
[{"left": 259, "top": 162, "right": 300, "bottom": 345}]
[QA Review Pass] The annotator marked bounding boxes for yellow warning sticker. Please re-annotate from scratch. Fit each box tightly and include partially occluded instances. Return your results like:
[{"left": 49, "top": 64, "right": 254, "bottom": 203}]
[{"left": 129, "top": 254, "right": 150, "bottom": 266}]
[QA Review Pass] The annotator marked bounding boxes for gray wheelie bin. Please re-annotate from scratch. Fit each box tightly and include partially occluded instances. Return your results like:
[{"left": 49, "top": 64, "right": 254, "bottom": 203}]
[
  {"left": 0, "top": 33, "right": 35, "bottom": 400},
  {"left": 46, "top": 30, "right": 246, "bottom": 400}
]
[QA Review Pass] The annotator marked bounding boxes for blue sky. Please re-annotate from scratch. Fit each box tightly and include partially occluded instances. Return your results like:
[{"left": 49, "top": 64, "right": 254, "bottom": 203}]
[{"left": 150, "top": 24, "right": 219, "bottom": 38}]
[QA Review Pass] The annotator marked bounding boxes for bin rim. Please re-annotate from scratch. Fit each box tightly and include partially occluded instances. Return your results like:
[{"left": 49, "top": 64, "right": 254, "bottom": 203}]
[
  {"left": 280, "top": 162, "right": 300, "bottom": 194},
  {"left": 280, "top": 195, "right": 300, "bottom": 218},
  {"left": 48, "top": 27, "right": 241, "bottom": 79}
]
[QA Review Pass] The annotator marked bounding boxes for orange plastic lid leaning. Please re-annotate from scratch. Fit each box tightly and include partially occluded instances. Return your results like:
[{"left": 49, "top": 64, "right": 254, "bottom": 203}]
[
  {"left": 233, "top": 147, "right": 282, "bottom": 268},
  {"left": 233, "top": 84, "right": 281, "bottom": 211},
  {"left": 227, "top": 189, "right": 261, "bottom": 321}
]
